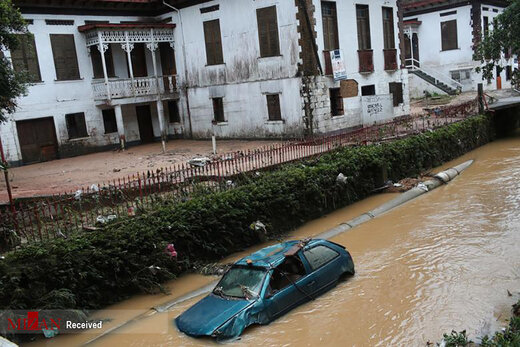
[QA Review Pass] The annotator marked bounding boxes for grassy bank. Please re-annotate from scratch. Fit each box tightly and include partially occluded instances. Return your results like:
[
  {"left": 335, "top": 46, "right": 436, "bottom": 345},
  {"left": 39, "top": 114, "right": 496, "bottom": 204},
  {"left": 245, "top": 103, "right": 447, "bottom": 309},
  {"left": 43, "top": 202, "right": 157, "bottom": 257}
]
[{"left": 0, "top": 115, "right": 494, "bottom": 323}]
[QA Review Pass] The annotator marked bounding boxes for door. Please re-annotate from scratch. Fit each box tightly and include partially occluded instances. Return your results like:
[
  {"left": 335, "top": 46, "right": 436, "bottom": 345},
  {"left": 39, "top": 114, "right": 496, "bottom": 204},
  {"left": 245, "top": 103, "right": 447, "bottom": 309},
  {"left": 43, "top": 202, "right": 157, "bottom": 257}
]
[
  {"left": 136, "top": 105, "right": 154, "bottom": 143},
  {"left": 159, "top": 42, "right": 177, "bottom": 93},
  {"left": 16, "top": 117, "right": 58, "bottom": 164},
  {"left": 128, "top": 43, "right": 147, "bottom": 78}
]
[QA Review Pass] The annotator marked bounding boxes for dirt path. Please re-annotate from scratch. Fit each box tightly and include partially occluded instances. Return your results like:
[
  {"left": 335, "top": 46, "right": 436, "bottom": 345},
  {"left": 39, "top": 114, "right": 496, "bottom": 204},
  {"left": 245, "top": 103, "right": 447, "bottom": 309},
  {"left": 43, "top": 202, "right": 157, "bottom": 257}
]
[{"left": 0, "top": 139, "right": 279, "bottom": 202}]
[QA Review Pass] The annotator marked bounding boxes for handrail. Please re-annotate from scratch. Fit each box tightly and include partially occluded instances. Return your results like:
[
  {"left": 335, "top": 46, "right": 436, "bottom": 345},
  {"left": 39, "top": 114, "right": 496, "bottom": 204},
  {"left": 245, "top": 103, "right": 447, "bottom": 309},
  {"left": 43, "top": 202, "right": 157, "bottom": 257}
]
[
  {"left": 92, "top": 75, "right": 177, "bottom": 100},
  {"left": 406, "top": 61, "right": 462, "bottom": 91}
]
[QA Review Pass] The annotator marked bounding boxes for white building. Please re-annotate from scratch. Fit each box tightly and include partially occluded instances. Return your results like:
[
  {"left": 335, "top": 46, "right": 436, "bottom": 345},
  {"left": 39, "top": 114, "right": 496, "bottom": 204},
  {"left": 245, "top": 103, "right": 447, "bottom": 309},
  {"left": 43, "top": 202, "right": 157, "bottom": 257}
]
[
  {"left": 403, "top": 0, "right": 513, "bottom": 98},
  {"left": 1, "top": 0, "right": 410, "bottom": 166}
]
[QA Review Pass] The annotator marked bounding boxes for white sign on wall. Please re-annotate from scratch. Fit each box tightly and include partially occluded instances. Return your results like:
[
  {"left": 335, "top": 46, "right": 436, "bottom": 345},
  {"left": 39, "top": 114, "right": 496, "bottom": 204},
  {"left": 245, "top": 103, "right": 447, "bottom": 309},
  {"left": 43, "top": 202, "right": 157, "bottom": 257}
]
[
  {"left": 331, "top": 49, "right": 347, "bottom": 81},
  {"left": 362, "top": 94, "right": 394, "bottom": 126}
]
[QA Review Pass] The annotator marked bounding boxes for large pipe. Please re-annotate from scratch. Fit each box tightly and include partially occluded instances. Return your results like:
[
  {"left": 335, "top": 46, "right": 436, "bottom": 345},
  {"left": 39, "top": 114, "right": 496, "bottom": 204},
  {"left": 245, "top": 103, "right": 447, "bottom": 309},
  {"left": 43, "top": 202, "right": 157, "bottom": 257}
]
[
  {"left": 84, "top": 160, "right": 474, "bottom": 344},
  {"left": 318, "top": 160, "right": 473, "bottom": 239}
]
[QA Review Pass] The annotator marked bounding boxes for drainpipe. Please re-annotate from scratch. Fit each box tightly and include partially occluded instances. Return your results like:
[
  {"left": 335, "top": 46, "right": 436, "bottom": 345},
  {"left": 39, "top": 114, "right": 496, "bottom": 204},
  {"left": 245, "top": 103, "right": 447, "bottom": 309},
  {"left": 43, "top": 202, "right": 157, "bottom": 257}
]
[{"left": 162, "top": 0, "right": 194, "bottom": 139}]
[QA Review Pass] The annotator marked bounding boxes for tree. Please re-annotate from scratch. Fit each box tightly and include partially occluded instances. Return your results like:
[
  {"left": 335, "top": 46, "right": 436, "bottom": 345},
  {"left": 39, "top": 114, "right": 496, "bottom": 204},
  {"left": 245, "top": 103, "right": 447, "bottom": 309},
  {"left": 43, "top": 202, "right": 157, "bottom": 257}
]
[
  {"left": 0, "top": 0, "right": 29, "bottom": 123},
  {"left": 474, "top": 0, "right": 519, "bottom": 87}
]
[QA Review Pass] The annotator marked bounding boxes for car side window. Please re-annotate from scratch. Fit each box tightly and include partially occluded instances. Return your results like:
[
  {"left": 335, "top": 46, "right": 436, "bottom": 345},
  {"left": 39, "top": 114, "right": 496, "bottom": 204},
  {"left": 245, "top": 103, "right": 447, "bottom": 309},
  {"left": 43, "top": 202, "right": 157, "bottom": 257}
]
[
  {"left": 266, "top": 256, "right": 306, "bottom": 296},
  {"left": 303, "top": 245, "right": 339, "bottom": 271}
]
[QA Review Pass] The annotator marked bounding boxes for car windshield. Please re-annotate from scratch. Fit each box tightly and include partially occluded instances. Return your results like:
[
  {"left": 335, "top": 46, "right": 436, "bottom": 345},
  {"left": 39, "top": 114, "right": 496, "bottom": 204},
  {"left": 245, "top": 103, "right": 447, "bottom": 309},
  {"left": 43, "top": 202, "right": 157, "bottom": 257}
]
[{"left": 214, "top": 266, "right": 266, "bottom": 299}]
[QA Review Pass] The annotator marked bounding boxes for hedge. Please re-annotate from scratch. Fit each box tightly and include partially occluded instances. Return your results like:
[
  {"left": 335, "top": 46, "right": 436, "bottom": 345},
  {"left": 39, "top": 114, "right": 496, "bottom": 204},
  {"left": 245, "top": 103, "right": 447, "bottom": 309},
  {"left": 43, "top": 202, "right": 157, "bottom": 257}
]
[{"left": 0, "top": 114, "right": 494, "bottom": 314}]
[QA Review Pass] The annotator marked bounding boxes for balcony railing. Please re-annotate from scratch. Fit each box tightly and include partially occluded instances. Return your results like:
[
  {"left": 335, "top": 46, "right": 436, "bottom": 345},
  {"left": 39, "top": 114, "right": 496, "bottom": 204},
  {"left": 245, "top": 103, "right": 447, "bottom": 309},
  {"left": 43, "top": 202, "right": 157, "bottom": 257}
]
[
  {"left": 358, "top": 49, "right": 374, "bottom": 73},
  {"left": 384, "top": 49, "right": 398, "bottom": 71},
  {"left": 92, "top": 75, "right": 177, "bottom": 101}
]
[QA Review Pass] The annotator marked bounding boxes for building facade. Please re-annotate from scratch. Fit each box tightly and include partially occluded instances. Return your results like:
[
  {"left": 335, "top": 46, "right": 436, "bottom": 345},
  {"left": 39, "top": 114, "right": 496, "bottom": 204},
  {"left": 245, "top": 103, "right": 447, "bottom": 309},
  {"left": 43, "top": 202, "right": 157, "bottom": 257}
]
[
  {"left": 403, "top": 0, "right": 514, "bottom": 98},
  {"left": 1, "top": 0, "right": 410, "bottom": 166}
]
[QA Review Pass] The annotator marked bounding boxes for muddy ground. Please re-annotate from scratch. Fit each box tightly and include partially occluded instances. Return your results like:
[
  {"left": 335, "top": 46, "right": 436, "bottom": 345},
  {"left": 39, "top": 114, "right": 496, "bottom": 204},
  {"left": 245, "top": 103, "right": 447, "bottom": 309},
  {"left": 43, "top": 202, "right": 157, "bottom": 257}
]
[{"left": 0, "top": 139, "right": 279, "bottom": 202}]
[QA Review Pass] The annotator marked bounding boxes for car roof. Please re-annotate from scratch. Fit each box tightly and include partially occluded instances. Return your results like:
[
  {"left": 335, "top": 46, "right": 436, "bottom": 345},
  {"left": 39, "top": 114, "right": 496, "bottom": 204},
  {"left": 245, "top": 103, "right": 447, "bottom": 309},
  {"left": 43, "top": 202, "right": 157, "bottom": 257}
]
[{"left": 235, "top": 239, "right": 324, "bottom": 268}]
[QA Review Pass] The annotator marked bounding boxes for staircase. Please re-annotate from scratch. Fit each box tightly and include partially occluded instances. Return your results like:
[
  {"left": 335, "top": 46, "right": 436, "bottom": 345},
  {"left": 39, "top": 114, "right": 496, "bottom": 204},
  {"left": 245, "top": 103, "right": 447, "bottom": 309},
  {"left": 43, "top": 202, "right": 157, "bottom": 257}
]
[
  {"left": 409, "top": 69, "right": 459, "bottom": 95},
  {"left": 406, "top": 60, "right": 462, "bottom": 96}
]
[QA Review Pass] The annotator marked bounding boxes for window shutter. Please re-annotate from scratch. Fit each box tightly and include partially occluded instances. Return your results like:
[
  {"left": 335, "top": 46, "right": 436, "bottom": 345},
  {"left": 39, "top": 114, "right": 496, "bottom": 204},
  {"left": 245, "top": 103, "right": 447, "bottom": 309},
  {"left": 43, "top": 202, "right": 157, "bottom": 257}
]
[
  {"left": 382, "top": 7, "right": 395, "bottom": 49},
  {"left": 441, "top": 20, "right": 458, "bottom": 51},
  {"left": 204, "top": 20, "right": 223, "bottom": 65},
  {"left": 356, "top": 5, "right": 371, "bottom": 50},
  {"left": 322, "top": 2, "right": 339, "bottom": 51},
  {"left": 50, "top": 34, "right": 80, "bottom": 80},
  {"left": 10, "top": 34, "right": 41, "bottom": 82},
  {"left": 257, "top": 6, "right": 280, "bottom": 57},
  {"left": 267, "top": 94, "right": 282, "bottom": 121}
]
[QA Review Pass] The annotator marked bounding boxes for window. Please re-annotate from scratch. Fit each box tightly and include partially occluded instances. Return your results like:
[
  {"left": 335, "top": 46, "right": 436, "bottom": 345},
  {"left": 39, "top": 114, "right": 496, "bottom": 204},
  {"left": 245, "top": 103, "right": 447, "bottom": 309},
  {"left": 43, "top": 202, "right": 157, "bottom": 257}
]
[
  {"left": 441, "top": 20, "right": 458, "bottom": 51},
  {"left": 356, "top": 4, "right": 371, "bottom": 50},
  {"left": 203, "top": 19, "right": 223, "bottom": 65},
  {"left": 382, "top": 7, "right": 395, "bottom": 49},
  {"left": 450, "top": 69, "right": 471, "bottom": 83},
  {"left": 267, "top": 256, "right": 306, "bottom": 295},
  {"left": 90, "top": 45, "right": 115, "bottom": 79},
  {"left": 50, "top": 34, "right": 80, "bottom": 80},
  {"left": 257, "top": 6, "right": 280, "bottom": 57},
  {"left": 212, "top": 97, "right": 225, "bottom": 123},
  {"left": 266, "top": 94, "right": 282, "bottom": 121},
  {"left": 483, "top": 16, "right": 489, "bottom": 36},
  {"left": 322, "top": 2, "right": 339, "bottom": 51},
  {"left": 361, "top": 85, "right": 376, "bottom": 96},
  {"left": 215, "top": 266, "right": 266, "bottom": 298},
  {"left": 65, "top": 112, "right": 88, "bottom": 139},
  {"left": 506, "top": 66, "right": 512, "bottom": 81},
  {"left": 167, "top": 100, "right": 180, "bottom": 123},
  {"left": 330, "top": 88, "right": 344, "bottom": 117},
  {"left": 303, "top": 246, "right": 339, "bottom": 271},
  {"left": 10, "top": 34, "right": 41, "bottom": 82},
  {"left": 389, "top": 82, "right": 403, "bottom": 106},
  {"left": 102, "top": 109, "right": 117, "bottom": 134}
]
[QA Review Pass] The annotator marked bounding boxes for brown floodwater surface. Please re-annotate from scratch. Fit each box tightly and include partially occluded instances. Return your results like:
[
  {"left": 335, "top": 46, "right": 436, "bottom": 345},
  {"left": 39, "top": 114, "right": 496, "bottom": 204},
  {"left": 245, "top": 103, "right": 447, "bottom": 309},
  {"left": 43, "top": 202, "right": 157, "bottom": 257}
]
[{"left": 27, "top": 134, "right": 520, "bottom": 347}]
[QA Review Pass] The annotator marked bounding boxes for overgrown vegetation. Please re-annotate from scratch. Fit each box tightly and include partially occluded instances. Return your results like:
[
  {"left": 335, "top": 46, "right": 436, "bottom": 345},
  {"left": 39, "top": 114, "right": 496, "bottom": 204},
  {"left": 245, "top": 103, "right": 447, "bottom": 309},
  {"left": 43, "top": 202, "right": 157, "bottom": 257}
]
[
  {"left": 0, "top": 115, "right": 494, "bottom": 340},
  {"left": 440, "top": 300, "right": 520, "bottom": 346},
  {"left": 474, "top": 0, "right": 520, "bottom": 87},
  {"left": 0, "top": 0, "right": 30, "bottom": 122}
]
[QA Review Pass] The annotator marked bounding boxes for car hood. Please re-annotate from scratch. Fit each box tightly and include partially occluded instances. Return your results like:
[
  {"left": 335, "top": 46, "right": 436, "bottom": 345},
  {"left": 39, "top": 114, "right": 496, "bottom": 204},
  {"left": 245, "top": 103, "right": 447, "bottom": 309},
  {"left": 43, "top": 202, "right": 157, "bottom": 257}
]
[{"left": 175, "top": 294, "right": 254, "bottom": 337}]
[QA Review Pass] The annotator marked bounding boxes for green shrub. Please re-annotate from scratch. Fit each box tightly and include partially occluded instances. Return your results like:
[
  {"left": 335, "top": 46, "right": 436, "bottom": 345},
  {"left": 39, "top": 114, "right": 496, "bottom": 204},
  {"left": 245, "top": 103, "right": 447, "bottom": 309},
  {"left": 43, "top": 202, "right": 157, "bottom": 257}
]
[{"left": 0, "top": 115, "right": 494, "bottom": 314}]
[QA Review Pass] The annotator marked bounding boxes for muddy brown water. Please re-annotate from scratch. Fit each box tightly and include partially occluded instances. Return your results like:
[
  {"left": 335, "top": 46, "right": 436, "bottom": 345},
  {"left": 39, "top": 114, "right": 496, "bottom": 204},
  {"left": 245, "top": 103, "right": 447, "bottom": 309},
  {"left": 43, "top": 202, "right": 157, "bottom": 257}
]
[{"left": 27, "top": 134, "right": 520, "bottom": 347}]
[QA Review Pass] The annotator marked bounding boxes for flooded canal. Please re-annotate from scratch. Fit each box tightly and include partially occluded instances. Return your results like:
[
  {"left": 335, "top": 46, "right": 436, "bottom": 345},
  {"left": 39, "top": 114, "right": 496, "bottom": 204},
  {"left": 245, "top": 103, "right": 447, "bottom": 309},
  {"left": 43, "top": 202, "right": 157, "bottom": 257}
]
[{"left": 29, "top": 133, "right": 520, "bottom": 346}]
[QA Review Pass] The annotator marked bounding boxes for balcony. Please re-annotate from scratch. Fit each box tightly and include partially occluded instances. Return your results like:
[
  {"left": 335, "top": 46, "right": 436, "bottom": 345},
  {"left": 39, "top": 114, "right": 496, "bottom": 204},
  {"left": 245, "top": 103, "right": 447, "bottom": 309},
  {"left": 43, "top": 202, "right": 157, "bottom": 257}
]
[
  {"left": 358, "top": 49, "right": 374, "bottom": 73},
  {"left": 79, "top": 23, "right": 177, "bottom": 103},
  {"left": 384, "top": 49, "right": 398, "bottom": 71},
  {"left": 92, "top": 75, "right": 177, "bottom": 101}
]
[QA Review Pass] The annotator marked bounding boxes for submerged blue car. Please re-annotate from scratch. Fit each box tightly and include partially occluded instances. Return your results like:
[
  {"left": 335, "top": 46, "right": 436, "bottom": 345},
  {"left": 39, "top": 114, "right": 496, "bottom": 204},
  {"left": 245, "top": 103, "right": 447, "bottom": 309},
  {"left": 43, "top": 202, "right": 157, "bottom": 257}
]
[{"left": 175, "top": 238, "right": 355, "bottom": 340}]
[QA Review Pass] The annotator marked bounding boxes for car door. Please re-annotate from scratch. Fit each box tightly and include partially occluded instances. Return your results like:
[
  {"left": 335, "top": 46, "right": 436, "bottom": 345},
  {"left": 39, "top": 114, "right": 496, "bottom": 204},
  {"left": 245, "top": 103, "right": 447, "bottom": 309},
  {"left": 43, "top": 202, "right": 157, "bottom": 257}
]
[
  {"left": 302, "top": 245, "right": 342, "bottom": 296},
  {"left": 263, "top": 257, "right": 315, "bottom": 319}
]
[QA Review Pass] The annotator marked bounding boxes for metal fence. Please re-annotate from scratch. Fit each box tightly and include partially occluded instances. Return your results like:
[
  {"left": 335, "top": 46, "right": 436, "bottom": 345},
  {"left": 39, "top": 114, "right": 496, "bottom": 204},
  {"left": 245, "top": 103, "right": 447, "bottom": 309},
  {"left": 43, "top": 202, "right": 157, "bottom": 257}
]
[{"left": 0, "top": 98, "right": 478, "bottom": 249}]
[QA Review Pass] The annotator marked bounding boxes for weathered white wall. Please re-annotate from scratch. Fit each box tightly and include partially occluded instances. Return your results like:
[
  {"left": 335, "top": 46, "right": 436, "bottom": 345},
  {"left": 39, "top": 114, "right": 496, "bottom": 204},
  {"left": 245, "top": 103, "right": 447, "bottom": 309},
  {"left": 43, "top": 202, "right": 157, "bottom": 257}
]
[
  {"left": 405, "top": 3, "right": 513, "bottom": 96},
  {"left": 0, "top": 12, "right": 180, "bottom": 164},
  {"left": 171, "top": 0, "right": 303, "bottom": 139},
  {"left": 312, "top": 0, "right": 409, "bottom": 133}
]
